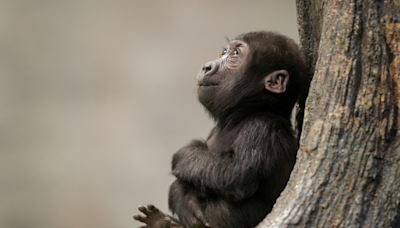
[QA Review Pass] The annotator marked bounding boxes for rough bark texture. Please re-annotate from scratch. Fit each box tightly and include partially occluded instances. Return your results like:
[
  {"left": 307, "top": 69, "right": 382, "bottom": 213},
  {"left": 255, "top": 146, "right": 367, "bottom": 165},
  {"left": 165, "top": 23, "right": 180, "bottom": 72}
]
[{"left": 258, "top": 0, "right": 400, "bottom": 227}]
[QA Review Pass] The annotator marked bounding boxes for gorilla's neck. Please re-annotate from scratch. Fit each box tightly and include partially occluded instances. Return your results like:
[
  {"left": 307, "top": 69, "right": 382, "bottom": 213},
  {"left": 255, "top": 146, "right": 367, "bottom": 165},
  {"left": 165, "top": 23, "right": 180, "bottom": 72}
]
[{"left": 213, "top": 103, "right": 292, "bottom": 132}]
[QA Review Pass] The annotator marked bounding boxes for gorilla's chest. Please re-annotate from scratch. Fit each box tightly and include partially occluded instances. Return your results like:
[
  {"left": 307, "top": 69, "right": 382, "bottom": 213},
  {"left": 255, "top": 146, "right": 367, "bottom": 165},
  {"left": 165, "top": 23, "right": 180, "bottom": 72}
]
[{"left": 206, "top": 128, "right": 240, "bottom": 155}]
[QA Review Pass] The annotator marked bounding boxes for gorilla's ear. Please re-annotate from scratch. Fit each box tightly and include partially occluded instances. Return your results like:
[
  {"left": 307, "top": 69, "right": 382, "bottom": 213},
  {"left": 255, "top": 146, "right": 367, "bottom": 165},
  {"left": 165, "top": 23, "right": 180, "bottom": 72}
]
[{"left": 264, "top": 69, "right": 289, "bottom": 93}]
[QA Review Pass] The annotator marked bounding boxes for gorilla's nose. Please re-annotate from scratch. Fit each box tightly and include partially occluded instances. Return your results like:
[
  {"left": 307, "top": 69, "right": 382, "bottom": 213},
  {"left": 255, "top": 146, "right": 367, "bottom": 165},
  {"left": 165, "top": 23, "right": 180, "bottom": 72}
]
[{"left": 200, "top": 61, "right": 219, "bottom": 77}]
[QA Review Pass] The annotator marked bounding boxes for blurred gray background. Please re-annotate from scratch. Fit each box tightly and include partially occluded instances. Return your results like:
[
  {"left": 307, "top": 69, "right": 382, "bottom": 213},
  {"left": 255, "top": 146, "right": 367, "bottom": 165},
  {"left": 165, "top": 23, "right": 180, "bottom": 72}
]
[{"left": 0, "top": 1, "right": 298, "bottom": 228}]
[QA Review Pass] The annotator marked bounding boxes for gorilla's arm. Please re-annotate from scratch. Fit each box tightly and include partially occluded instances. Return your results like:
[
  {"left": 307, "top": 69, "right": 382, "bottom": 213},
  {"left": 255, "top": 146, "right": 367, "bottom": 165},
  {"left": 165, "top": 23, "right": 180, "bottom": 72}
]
[{"left": 172, "top": 118, "right": 295, "bottom": 201}]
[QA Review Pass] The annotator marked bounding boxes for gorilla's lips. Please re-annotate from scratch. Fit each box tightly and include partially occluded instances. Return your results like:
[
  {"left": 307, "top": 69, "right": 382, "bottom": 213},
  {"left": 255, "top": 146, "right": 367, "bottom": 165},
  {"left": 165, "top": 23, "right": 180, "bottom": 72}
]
[
  {"left": 198, "top": 80, "right": 219, "bottom": 87},
  {"left": 198, "top": 83, "right": 217, "bottom": 87}
]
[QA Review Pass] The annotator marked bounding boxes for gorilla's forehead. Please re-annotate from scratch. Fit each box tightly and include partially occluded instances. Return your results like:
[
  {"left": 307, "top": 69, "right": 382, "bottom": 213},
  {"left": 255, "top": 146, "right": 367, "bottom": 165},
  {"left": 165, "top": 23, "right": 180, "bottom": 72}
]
[{"left": 227, "top": 40, "right": 247, "bottom": 48}]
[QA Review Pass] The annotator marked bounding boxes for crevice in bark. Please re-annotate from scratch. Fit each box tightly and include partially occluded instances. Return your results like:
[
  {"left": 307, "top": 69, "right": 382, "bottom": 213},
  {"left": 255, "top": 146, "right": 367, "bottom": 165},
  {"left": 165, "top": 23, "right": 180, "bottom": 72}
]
[
  {"left": 360, "top": 165, "right": 383, "bottom": 227},
  {"left": 393, "top": 202, "right": 400, "bottom": 228}
]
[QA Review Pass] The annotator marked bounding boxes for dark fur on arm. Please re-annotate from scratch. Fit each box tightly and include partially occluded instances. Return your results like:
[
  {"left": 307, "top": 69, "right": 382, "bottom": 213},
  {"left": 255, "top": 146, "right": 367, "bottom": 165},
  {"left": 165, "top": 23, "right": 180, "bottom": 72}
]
[{"left": 172, "top": 116, "right": 295, "bottom": 201}]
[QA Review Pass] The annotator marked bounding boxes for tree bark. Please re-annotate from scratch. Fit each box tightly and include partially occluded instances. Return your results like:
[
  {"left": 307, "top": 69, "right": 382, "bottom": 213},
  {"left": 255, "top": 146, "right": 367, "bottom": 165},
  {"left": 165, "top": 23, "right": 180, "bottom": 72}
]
[{"left": 258, "top": 0, "right": 400, "bottom": 227}]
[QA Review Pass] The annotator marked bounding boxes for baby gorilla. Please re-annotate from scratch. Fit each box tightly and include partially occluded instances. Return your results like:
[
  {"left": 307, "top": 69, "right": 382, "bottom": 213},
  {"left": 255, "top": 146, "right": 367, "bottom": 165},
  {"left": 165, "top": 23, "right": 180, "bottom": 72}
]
[{"left": 134, "top": 31, "right": 309, "bottom": 228}]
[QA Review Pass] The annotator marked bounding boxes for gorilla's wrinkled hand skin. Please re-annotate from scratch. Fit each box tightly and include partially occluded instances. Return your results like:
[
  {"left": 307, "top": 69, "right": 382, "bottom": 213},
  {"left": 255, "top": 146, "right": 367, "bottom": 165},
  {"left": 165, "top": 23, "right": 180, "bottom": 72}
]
[{"left": 133, "top": 204, "right": 180, "bottom": 228}]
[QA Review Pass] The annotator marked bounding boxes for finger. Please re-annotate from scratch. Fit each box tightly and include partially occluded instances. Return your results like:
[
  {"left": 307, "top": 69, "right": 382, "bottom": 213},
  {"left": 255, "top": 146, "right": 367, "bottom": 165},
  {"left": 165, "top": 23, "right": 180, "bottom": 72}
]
[
  {"left": 133, "top": 214, "right": 147, "bottom": 223},
  {"left": 147, "top": 204, "right": 159, "bottom": 213},
  {"left": 138, "top": 205, "right": 150, "bottom": 216},
  {"left": 170, "top": 221, "right": 181, "bottom": 228}
]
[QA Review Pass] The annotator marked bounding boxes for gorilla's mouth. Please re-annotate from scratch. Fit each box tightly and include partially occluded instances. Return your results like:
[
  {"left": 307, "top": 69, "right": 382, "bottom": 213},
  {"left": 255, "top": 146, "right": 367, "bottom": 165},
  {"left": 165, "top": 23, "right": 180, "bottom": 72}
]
[
  {"left": 199, "top": 84, "right": 217, "bottom": 87},
  {"left": 198, "top": 82, "right": 218, "bottom": 87}
]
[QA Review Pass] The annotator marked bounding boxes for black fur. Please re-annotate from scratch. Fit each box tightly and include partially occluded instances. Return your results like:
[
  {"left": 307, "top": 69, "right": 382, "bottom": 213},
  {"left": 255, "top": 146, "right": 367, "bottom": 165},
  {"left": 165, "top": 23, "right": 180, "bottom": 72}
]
[{"left": 168, "top": 31, "right": 310, "bottom": 228}]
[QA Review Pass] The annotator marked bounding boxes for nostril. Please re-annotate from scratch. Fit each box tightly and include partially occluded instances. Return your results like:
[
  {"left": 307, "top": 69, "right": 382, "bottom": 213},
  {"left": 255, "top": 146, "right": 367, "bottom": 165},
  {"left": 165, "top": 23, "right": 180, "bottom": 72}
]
[
  {"left": 203, "top": 65, "right": 212, "bottom": 73},
  {"left": 198, "top": 61, "right": 219, "bottom": 78}
]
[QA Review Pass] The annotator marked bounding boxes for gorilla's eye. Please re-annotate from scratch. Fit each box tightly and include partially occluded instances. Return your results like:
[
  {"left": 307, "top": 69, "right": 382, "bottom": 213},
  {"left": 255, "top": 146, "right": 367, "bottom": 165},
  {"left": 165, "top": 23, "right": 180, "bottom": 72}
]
[
  {"left": 231, "top": 50, "right": 239, "bottom": 56},
  {"left": 221, "top": 49, "right": 227, "bottom": 56}
]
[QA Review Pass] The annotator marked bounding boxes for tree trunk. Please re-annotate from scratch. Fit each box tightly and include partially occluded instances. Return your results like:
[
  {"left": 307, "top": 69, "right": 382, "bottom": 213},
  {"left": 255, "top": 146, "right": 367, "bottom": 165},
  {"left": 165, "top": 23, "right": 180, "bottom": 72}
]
[{"left": 258, "top": 0, "right": 400, "bottom": 227}]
